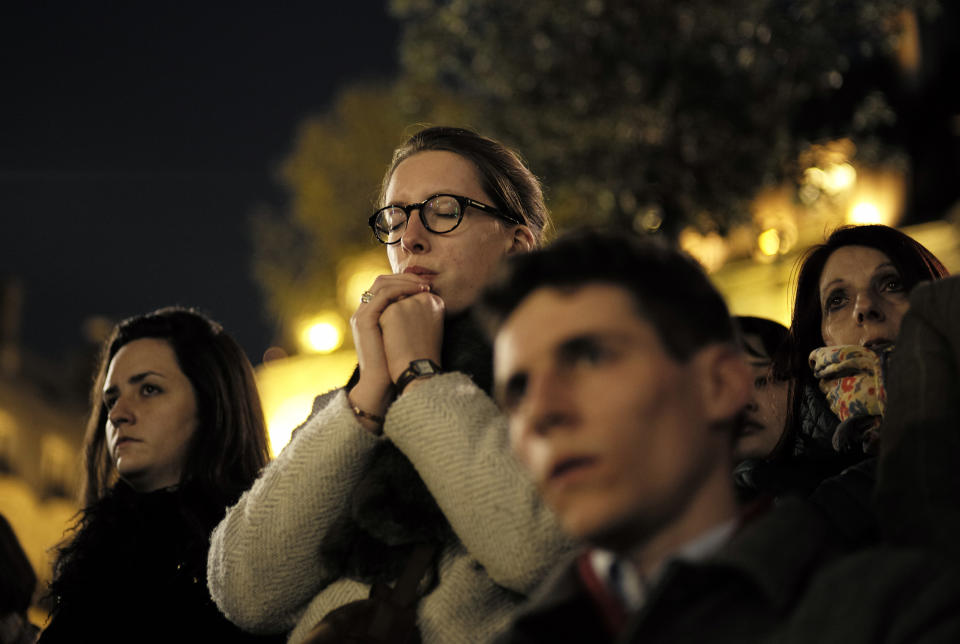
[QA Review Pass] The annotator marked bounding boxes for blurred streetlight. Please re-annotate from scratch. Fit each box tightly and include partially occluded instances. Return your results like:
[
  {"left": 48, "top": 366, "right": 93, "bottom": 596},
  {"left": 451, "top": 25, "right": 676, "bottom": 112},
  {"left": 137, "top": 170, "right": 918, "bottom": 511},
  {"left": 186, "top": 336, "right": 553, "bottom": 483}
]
[
  {"left": 844, "top": 169, "right": 905, "bottom": 227},
  {"left": 297, "top": 312, "right": 345, "bottom": 354},
  {"left": 757, "top": 228, "right": 782, "bottom": 257},
  {"left": 847, "top": 201, "right": 883, "bottom": 225}
]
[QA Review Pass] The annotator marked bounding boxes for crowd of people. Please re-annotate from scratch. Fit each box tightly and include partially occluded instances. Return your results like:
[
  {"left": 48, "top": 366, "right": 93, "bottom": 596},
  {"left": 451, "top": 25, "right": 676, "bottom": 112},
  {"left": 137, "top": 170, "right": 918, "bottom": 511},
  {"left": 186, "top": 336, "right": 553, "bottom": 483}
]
[{"left": 3, "top": 126, "right": 959, "bottom": 643}]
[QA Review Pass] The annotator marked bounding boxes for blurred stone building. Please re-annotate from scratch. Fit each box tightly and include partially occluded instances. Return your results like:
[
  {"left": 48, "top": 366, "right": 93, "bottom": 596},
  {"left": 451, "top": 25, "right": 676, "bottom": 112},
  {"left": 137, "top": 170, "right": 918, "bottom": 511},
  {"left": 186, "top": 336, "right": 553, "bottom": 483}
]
[{"left": 0, "top": 278, "right": 92, "bottom": 619}]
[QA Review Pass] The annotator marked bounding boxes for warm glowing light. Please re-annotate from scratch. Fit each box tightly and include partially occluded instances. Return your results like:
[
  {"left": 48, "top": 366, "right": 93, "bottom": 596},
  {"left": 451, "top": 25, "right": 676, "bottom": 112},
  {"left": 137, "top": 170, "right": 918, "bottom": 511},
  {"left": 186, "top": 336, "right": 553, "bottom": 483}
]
[
  {"left": 894, "top": 10, "right": 921, "bottom": 76},
  {"left": 265, "top": 393, "right": 317, "bottom": 453},
  {"left": 823, "top": 163, "right": 856, "bottom": 194},
  {"left": 304, "top": 323, "right": 340, "bottom": 353},
  {"left": 298, "top": 313, "right": 345, "bottom": 354},
  {"left": 842, "top": 169, "right": 905, "bottom": 227},
  {"left": 801, "top": 163, "right": 856, "bottom": 196},
  {"left": 338, "top": 251, "right": 391, "bottom": 310},
  {"left": 803, "top": 167, "right": 826, "bottom": 188},
  {"left": 0, "top": 407, "right": 16, "bottom": 433},
  {"left": 678, "top": 227, "right": 729, "bottom": 273},
  {"left": 757, "top": 229, "right": 781, "bottom": 256},
  {"left": 750, "top": 186, "right": 799, "bottom": 259},
  {"left": 344, "top": 270, "right": 383, "bottom": 308},
  {"left": 256, "top": 350, "right": 359, "bottom": 454},
  {"left": 847, "top": 201, "right": 883, "bottom": 225}
]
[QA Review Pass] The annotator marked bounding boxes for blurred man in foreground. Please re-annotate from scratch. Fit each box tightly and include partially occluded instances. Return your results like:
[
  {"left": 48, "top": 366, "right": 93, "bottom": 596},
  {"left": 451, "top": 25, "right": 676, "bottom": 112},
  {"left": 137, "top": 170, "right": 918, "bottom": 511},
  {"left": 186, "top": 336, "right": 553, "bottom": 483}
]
[{"left": 481, "top": 230, "right": 960, "bottom": 644}]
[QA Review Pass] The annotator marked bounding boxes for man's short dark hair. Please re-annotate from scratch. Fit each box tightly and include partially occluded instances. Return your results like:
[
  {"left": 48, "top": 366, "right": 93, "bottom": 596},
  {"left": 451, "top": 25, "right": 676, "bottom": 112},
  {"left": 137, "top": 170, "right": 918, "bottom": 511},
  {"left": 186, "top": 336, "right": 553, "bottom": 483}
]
[{"left": 479, "top": 228, "right": 737, "bottom": 362}]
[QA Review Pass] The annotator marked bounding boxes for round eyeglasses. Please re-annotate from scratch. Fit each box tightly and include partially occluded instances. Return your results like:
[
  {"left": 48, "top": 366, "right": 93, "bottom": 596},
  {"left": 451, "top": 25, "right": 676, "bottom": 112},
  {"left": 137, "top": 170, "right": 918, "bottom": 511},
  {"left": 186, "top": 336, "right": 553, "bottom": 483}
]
[{"left": 368, "top": 193, "right": 525, "bottom": 245}]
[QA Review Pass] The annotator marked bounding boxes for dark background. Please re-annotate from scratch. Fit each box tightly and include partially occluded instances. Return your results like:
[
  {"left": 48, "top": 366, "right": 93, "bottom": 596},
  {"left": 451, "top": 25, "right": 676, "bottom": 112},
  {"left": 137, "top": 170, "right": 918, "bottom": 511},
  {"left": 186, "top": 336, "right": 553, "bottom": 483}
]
[{"left": 0, "top": 2, "right": 399, "bottom": 365}]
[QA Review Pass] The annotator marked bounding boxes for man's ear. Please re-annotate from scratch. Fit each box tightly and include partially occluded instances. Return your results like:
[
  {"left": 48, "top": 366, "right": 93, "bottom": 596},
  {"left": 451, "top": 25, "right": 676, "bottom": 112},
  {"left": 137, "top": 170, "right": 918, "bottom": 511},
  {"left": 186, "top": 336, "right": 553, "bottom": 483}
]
[
  {"left": 694, "top": 344, "right": 752, "bottom": 425},
  {"left": 508, "top": 225, "right": 536, "bottom": 255}
]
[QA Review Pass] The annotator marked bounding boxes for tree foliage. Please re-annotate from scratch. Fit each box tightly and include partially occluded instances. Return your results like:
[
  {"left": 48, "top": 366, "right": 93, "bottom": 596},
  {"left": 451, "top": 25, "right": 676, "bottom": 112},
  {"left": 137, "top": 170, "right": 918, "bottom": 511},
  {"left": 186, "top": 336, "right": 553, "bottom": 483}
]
[{"left": 391, "top": 0, "right": 934, "bottom": 234}]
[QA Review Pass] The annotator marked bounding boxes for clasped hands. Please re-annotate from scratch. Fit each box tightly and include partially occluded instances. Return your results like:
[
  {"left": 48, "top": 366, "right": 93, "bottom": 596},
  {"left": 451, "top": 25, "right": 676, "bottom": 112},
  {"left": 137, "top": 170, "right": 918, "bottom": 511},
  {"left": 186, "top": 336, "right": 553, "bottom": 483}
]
[{"left": 348, "top": 274, "right": 445, "bottom": 431}]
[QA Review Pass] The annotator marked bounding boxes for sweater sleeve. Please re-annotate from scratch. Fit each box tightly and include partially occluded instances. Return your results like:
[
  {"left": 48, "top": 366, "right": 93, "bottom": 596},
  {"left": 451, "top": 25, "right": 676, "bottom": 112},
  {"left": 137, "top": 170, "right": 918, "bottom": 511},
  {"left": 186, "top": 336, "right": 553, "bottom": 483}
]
[
  {"left": 207, "top": 388, "right": 381, "bottom": 633},
  {"left": 384, "top": 372, "right": 572, "bottom": 594}
]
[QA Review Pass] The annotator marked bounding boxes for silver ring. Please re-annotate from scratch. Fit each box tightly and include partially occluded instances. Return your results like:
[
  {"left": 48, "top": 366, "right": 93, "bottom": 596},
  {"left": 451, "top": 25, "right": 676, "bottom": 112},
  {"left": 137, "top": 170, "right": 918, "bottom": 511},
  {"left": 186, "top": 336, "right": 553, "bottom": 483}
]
[{"left": 360, "top": 290, "right": 374, "bottom": 304}]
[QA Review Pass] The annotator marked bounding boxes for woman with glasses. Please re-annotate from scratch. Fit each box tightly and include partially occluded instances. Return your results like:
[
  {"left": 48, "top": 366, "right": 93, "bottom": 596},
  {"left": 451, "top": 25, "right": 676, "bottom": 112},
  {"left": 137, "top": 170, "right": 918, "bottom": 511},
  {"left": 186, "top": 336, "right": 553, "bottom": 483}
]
[{"left": 208, "top": 126, "right": 568, "bottom": 643}]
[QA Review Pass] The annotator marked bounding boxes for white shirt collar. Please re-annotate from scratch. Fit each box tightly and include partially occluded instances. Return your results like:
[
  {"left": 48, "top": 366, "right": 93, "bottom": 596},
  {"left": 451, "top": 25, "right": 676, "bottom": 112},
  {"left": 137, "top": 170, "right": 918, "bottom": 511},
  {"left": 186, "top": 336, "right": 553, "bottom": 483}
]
[{"left": 589, "top": 518, "right": 737, "bottom": 612}]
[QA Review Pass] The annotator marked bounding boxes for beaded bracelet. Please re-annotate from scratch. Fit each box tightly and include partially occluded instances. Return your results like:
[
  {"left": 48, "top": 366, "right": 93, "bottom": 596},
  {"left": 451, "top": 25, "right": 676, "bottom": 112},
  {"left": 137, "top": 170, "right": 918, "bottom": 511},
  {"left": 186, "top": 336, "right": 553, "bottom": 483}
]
[{"left": 351, "top": 404, "right": 385, "bottom": 427}]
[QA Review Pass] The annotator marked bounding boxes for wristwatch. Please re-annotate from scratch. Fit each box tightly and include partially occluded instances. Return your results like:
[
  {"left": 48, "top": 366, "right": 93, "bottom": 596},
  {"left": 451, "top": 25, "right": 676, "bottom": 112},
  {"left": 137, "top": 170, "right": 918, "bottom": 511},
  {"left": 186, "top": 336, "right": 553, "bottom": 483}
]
[{"left": 395, "top": 359, "right": 441, "bottom": 394}]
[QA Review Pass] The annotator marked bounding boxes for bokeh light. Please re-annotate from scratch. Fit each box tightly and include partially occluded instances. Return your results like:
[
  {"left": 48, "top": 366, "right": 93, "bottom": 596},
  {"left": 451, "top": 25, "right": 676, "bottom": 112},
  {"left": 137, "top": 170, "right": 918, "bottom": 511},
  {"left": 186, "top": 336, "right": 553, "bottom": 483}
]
[
  {"left": 822, "top": 163, "right": 857, "bottom": 194},
  {"left": 297, "top": 312, "right": 345, "bottom": 354},
  {"left": 338, "top": 251, "right": 391, "bottom": 311},
  {"left": 757, "top": 228, "right": 781, "bottom": 256},
  {"left": 847, "top": 201, "right": 883, "bottom": 225},
  {"left": 679, "top": 227, "right": 729, "bottom": 274}
]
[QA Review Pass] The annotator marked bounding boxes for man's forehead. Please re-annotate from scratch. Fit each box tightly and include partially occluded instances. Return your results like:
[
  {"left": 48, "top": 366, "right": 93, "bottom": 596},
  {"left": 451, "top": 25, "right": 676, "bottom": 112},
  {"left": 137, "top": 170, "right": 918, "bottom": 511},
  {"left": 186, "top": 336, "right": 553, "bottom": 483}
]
[{"left": 495, "top": 285, "right": 648, "bottom": 364}]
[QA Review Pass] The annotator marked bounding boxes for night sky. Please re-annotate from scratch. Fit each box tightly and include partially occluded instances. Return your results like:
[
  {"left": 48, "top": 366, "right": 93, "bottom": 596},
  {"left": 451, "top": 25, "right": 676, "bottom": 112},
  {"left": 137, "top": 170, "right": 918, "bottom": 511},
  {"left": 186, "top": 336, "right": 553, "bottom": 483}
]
[{"left": 0, "top": 2, "right": 399, "bottom": 366}]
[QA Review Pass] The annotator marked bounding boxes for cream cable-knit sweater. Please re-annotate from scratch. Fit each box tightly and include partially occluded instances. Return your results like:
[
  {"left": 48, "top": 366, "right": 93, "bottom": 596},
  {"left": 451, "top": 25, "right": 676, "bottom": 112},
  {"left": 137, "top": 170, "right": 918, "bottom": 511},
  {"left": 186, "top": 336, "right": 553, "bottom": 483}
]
[{"left": 208, "top": 373, "right": 570, "bottom": 643}]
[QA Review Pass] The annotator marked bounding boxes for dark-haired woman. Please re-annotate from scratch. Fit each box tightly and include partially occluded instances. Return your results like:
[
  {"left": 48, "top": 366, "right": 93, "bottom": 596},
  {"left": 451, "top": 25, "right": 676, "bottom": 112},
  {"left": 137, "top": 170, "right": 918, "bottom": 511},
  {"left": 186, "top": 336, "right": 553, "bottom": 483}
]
[
  {"left": 208, "top": 126, "right": 569, "bottom": 643},
  {"left": 734, "top": 316, "right": 791, "bottom": 463},
  {"left": 40, "top": 308, "right": 281, "bottom": 643},
  {"left": 776, "top": 225, "right": 947, "bottom": 463},
  {"left": 731, "top": 316, "right": 792, "bottom": 502},
  {"left": 765, "top": 225, "right": 948, "bottom": 544}
]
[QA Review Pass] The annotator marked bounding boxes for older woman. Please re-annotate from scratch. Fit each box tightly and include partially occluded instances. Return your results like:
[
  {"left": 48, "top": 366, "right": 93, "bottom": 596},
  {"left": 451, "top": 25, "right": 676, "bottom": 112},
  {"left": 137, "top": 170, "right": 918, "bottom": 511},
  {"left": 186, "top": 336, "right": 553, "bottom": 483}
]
[
  {"left": 777, "top": 224, "right": 948, "bottom": 464},
  {"left": 208, "top": 126, "right": 569, "bottom": 643},
  {"left": 40, "top": 308, "right": 278, "bottom": 643}
]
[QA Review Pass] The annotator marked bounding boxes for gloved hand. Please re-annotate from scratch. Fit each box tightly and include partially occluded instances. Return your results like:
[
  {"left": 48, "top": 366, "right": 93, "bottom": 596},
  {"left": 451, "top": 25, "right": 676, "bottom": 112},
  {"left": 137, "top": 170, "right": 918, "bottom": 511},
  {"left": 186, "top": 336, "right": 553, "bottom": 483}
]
[{"left": 809, "top": 343, "right": 894, "bottom": 454}]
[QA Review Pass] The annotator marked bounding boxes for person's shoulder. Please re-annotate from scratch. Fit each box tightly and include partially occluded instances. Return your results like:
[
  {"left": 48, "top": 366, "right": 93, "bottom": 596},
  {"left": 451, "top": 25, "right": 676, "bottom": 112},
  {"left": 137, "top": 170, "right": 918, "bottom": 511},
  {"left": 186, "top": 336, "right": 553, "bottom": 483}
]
[
  {"left": 494, "top": 550, "right": 596, "bottom": 643},
  {"left": 778, "top": 546, "right": 960, "bottom": 643},
  {"left": 910, "top": 275, "right": 960, "bottom": 312},
  {"left": 706, "top": 498, "right": 838, "bottom": 605}
]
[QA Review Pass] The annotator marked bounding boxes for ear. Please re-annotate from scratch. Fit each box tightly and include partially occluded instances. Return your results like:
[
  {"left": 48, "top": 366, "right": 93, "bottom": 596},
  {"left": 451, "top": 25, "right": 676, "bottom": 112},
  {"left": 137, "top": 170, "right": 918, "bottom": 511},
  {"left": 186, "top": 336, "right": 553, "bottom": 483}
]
[
  {"left": 693, "top": 344, "right": 752, "bottom": 425},
  {"left": 507, "top": 225, "right": 536, "bottom": 255}
]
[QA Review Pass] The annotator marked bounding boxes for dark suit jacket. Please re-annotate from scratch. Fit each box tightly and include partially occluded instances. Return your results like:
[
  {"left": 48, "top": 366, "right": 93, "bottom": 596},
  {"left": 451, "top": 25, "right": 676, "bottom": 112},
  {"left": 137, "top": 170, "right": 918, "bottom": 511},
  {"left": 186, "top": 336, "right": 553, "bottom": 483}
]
[{"left": 497, "top": 498, "right": 960, "bottom": 643}]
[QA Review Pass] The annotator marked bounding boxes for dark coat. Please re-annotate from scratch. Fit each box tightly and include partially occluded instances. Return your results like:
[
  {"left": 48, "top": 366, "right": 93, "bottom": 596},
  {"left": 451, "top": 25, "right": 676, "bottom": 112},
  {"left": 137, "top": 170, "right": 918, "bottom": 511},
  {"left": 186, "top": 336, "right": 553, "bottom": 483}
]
[
  {"left": 877, "top": 275, "right": 960, "bottom": 561},
  {"left": 39, "top": 483, "right": 282, "bottom": 644},
  {"left": 497, "top": 499, "right": 960, "bottom": 644}
]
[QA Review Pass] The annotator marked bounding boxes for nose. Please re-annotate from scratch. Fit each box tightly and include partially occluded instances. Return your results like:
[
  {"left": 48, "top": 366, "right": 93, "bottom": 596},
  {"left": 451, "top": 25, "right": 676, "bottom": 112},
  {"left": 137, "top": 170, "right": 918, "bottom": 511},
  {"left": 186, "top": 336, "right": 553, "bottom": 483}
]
[
  {"left": 853, "top": 291, "right": 885, "bottom": 325},
  {"left": 107, "top": 396, "right": 134, "bottom": 428},
  {"left": 517, "top": 369, "right": 576, "bottom": 440},
  {"left": 399, "top": 207, "right": 431, "bottom": 254},
  {"left": 745, "top": 398, "right": 759, "bottom": 413}
]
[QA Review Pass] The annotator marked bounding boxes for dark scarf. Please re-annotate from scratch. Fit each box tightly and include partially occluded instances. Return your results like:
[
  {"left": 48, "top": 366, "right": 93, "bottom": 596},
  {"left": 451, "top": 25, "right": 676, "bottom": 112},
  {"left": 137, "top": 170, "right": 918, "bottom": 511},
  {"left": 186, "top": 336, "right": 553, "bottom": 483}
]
[
  {"left": 48, "top": 483, "right": 218, "bottom": 608},
  {"left": 321, "top": 310, "right": 493, "bottom": 585},
  {"left": 43, "top": 483, "right": 280, "bottom": 643}
]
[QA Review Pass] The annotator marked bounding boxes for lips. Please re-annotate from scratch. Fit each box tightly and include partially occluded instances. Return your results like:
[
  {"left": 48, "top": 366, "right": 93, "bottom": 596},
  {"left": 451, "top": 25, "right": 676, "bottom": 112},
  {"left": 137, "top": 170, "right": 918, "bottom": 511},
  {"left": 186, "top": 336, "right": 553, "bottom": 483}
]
[
  {"left": 404, "top": 266, "right": 437, "bottom": 277},
  {"left": 548, "top": 455, "right": 598, "bottom": 482},
  {"left": 114, "top": 437, "right": 140, "bottom": 452},
  {"left": 740, "top": 420, "right": 765, "bottom": 436},
  {"left": 863, "top": 338, "right": 893, "bottom": 352}
]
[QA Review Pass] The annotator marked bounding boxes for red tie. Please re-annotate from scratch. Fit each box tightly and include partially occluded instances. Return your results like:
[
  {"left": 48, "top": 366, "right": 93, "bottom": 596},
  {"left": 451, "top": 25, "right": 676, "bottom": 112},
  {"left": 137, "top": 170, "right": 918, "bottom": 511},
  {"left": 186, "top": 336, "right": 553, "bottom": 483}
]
[{"left": 577, "top": 552, "right": 629, "bottom": 635}]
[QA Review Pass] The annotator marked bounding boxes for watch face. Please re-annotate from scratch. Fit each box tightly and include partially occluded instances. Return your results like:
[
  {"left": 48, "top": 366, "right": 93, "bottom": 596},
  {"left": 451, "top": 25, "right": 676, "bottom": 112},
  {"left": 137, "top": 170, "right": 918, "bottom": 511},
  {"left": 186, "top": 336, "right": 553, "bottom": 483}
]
[{"left": 412, "top": 359, "right": 439, "bottom": 375}]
